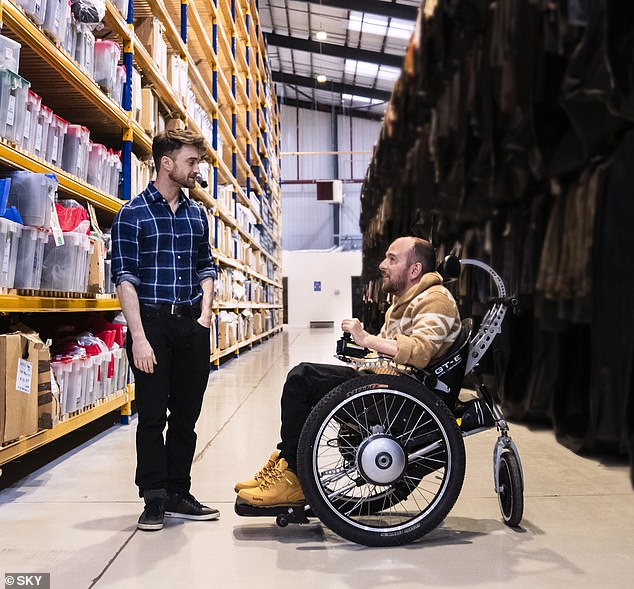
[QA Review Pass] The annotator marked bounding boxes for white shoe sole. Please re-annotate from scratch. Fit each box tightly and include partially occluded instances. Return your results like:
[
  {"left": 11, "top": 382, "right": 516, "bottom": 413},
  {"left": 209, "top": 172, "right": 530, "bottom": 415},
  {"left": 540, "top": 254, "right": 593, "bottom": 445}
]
[
  {"left": 137, "top": 521, "right": 164, "bottom": 531},
  {"left": 165, "top": 511, "right": 220, "bottom": 521}
]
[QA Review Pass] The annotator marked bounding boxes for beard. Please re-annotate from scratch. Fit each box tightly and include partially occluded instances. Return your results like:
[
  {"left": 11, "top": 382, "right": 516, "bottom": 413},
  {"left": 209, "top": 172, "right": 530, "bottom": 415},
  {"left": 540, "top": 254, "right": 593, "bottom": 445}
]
[
  {"left": 381, "top": 272, "right": 407, "bottom": 297},
  {"left": 169, "top": 167, "right": 197, "bottom": 189}
]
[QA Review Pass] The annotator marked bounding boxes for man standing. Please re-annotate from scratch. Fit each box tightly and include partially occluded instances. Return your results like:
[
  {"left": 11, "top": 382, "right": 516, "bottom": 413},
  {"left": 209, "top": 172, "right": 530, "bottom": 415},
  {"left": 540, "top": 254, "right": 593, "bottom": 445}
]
[
  {"left": 112, "top": 129, "right": 219, "bottom": 530},
  {"left": 235, "top": 236, "right": 464, "bottom": 506}
]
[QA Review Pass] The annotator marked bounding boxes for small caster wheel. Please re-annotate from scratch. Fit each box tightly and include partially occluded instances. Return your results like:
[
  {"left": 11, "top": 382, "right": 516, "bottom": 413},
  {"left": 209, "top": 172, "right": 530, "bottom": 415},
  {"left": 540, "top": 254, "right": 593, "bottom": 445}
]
[
  {"left": 276, "top": 515, "right": 289, "bottom": 528},
  {"left": 498, "top": 449, "right": 524, "bottom": 527}
]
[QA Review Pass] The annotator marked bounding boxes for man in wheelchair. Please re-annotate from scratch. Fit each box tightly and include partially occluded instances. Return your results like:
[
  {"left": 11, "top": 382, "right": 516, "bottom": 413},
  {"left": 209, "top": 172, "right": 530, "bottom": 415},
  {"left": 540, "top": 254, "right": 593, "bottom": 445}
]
[{"left": 235, "top": 236, "right": 492, "bottom": 508}]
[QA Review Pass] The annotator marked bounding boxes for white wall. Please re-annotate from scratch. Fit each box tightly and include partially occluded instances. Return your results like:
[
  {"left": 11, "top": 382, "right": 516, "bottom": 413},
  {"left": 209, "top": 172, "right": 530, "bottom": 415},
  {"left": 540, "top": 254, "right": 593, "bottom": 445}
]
[{"left": 283, "top": 250, "right": 362, "bottom": 327}]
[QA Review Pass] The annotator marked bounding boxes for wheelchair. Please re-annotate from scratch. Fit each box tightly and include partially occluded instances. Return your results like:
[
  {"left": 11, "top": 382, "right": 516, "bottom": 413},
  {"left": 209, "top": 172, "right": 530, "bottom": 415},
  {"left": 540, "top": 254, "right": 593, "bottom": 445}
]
[{"left": 235, "top": 257, "right": 524, "bottom": 547}]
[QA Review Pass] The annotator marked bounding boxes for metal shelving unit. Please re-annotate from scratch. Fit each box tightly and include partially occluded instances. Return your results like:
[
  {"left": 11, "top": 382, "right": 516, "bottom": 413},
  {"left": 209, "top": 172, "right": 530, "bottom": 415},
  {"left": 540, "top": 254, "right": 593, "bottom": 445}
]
[{"left": 0, "top": 0, "right": 282, "bottom": 464}]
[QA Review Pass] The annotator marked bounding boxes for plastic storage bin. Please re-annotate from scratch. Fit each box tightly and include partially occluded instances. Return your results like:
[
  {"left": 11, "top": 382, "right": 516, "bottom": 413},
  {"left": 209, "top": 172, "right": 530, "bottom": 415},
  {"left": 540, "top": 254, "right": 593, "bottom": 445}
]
[
  {"left": 0, "top": 69, "right": 30, "bottom": 144},
  {"left": 112, "top": 64, "right": 126, "bottom": 106},
  {"left": 5, "top": 171, "right": 57, "bottom": 228},
  {"left": 32, "top": 104, "right": 52, "bottom": 159},
  {"left": 112, "top": 0, "right": 129, "bottom": 19},
  {"left": 62, "top": 124, "right": 90, "bottom": 179},
  {"left": 43, "top": 0, "right": 70, "bottom": 45},
  {"left": 94, "top": 39, "right": 121, "bottom": 94},
  {"left": 87, "top": 142, "right": 107, "bottom": 190},
  {"left": 0, "top": 35, "right": 21, "bottom": 73},
  {"left": 0, "top": 217, "right": 22, "bottom": 288},
  {"left": 22, "top": 90, "right": 41, "bottom": 152},
  {"left": 108, "top": 150, "right": 121, "bottom": 197},
  {"left": 14, "top": 226, "right": 49, "bottom": 289},
  {"left": 74, "top": 25, "right": 95, "bottom": 77},
  {"left": 15, "top": 0, "right": 47, "bottom": 26},
  {"left": 45, "top": 114, "right": 69, "bottom": 168},
  {"left": 41, "top": 231, "right": 90, "bottom": 291}
]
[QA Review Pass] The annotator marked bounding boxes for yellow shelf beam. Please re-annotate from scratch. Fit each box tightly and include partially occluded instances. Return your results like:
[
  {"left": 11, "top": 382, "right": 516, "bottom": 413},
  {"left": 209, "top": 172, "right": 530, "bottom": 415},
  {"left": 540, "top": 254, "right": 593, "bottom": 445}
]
[
  {"left": 0, "top": 388, "right": 134, "bottom": 467},
  {"left": 0, "top": 294, "right": 121, "bottom": 313}
]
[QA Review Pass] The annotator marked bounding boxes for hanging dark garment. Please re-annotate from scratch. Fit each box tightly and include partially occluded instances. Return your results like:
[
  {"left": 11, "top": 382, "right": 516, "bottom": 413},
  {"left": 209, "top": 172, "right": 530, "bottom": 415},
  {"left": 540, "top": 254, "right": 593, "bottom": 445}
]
[{"left": 589, "top": 130, "right": 634, "bottom": 466}]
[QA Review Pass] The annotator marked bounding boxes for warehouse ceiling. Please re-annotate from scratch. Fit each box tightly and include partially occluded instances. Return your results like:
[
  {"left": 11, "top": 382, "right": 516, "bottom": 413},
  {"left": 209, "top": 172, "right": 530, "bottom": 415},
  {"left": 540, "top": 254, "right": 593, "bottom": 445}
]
[{"left": 259, "top": 0, "right": 419, "bottom": 120}]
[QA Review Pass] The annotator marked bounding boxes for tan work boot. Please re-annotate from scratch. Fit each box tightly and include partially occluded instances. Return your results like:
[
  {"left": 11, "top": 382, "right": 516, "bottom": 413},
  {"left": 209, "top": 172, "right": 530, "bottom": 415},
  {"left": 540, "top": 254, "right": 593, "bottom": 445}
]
[
  {"left": 234, "top": 451, "right": 280, "bottom": 492},
  {"left": 237, "top": 458, "right": 305, "bottom": 506}
]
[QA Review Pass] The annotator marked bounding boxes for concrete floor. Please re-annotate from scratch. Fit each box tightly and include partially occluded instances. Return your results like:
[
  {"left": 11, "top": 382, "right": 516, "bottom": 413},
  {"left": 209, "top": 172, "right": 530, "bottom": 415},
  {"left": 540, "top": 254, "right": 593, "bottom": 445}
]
[{"left": 0, "top": 327, "right": 633, "bottom": 588}]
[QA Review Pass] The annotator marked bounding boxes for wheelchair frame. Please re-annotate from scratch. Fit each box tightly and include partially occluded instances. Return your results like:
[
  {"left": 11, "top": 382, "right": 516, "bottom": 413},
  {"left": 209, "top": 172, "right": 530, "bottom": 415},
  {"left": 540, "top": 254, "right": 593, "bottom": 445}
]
[{"left": 235, "top": 258, "right": 525, "bottom": 545}]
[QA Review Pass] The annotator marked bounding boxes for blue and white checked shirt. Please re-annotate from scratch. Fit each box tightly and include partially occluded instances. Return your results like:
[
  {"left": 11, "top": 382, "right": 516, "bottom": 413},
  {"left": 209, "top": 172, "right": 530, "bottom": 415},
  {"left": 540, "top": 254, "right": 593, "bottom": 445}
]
[{"left": 111, "top": 182, "right": 217, "bottom": 305}]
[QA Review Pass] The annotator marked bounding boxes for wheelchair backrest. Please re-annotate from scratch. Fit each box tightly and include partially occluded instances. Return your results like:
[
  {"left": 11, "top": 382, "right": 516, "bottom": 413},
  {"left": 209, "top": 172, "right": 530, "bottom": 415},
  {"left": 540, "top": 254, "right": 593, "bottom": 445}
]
[{"left": 414, "top": 319, "right": 472, "bottom": 410}]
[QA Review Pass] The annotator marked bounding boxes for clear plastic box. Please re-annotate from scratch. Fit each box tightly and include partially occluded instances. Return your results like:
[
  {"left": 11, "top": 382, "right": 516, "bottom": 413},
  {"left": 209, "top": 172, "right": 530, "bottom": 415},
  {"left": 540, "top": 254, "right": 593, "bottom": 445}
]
[
  {"left": 94, "top": 39, "right": 121, "bottom": 94},
  {"left": 87, "top": 142, "right": 107, "bottom": 190},
  {"left": 62, "top": 124, "right": 90, "bottom": 179},
  {"left": 43, "top": 0, "right": 70, "bottom": 45},
  {"left": 0, "top": 217, "right": 22, "bottom": 288},
  {"left": 0, "top": 69, "right": 31, "bottom": 144},
  {"left": 22, "top": 90, "right": 41, "bottom": 152},
  {"left": 15, "top": 0, "right": 47, "bottom": 26},
  {"left": 32, "top": 104, "right": 52, "bottom": 159},
  {"left": 45, "top": 114, "right": 69, "bottom": 168},
  {"left": 74, "top": 25, "right": 95, "bottom": 77},
  {"left": 41, "top": 231, "right": 90, "bottom": 291},
  {"left": 108, "top": 150, "right": 121, "bottom": 197},
  {"left": 5, "top": 171, "right": 57, "bottom": 228},
  {"left": 112, "top": 64, "right": 126, "bottom": 107},
  {"left": 112, "top": 0, "right": 129, "bottom": 20},
  {"left": 0, "top": 35, "right": 21, "bottom": 74},
  {"left": 50, "top": 358, "right": 72, "bottom": 415},
  {"left": 14, "top": 226, "right": 49, "bottom": 289}
]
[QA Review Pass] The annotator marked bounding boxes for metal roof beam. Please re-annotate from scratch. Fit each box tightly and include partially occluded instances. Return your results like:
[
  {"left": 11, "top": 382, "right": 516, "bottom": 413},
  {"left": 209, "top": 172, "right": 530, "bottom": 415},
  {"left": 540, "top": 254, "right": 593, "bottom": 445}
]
[
  {"left": 272, "top": 71, "right": 392, "bottom": 102},
  {"left": 278, "top": 97, "right": 383, "bottom": 121},
  {"left": 291, "top": 0, "right": 418, "bottom": 21},
  {"left": 265, "top": 33, "right": 403, "bottom": 69}
]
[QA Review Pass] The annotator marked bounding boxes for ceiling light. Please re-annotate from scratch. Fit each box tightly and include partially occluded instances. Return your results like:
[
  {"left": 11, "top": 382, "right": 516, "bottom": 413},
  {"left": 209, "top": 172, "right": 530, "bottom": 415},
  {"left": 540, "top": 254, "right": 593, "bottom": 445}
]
[
  {"left": 316, "top": 74, "right": 327, "bottom": 83},
  {"left": 315, "top": 31, "right": 328, "bottom": 41}
]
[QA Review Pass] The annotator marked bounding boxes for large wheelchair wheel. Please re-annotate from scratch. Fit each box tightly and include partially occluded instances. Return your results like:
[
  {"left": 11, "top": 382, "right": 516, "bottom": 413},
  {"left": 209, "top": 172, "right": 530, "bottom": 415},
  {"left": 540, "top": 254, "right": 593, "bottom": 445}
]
[
  {"left": 297, "top": 375, "right": 466, "bottom": 546},
  {"left": 497, "top": 448, "right": 523, "bottom": 527}
]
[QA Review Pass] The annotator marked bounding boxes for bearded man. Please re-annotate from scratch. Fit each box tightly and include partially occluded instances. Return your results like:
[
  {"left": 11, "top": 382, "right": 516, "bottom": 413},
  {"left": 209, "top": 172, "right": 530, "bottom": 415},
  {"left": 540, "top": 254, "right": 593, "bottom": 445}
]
[{"left": 234, "top": 236, "right": 463, "bottom": 507}]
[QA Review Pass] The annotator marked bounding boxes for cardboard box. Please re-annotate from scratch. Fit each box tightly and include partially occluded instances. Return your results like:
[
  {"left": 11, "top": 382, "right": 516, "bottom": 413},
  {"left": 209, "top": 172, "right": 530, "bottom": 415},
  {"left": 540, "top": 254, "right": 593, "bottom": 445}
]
[
  {"left": 88, "top": 237, "right": 106, "bottom": 294},
  {"left": 0, "top": 333, "right": 39, "bottom": 443},
  {"left": 217, "top": 320, "right": 235, "bottom": 350}
]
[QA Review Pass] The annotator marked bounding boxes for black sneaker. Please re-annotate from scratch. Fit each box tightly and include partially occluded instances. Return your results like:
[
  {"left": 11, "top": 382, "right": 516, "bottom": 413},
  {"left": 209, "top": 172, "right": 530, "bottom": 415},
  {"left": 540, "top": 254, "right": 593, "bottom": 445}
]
[
  {"left": 165, "top": 492, "right": 220, "bottom": 521},
  {"left": 137, "top": 498, "right": 165, "bottom": 531},
  {"left": 457, "top": 399, "right": 495, "bottom": 433}
]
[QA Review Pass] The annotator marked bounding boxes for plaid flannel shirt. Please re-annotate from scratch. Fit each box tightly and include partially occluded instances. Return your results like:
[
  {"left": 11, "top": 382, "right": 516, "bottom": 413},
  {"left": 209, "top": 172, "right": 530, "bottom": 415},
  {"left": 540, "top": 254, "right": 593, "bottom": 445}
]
[{"left": 111, "top": 182, "right": 217, "bottom": 305}]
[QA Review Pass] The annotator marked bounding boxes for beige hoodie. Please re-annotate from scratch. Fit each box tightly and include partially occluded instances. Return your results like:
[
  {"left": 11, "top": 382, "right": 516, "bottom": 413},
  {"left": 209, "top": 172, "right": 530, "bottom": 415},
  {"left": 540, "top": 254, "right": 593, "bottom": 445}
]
[{"left": 379, "top": 271, "right": 461, "bottom": 370}]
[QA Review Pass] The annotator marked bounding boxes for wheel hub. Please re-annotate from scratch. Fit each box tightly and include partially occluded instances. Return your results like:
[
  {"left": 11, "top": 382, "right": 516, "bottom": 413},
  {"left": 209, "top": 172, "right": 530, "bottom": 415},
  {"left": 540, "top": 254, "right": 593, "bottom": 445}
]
[{"left": 356, "top": 434, "right": 406, "bottom": 485}]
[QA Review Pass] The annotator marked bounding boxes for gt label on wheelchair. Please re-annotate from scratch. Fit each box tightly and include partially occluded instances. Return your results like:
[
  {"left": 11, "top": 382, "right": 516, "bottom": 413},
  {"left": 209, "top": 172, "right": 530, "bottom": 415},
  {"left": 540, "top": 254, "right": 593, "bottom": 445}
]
[{"left": 434, "top": 354, "right": 463, "bottom": 375}]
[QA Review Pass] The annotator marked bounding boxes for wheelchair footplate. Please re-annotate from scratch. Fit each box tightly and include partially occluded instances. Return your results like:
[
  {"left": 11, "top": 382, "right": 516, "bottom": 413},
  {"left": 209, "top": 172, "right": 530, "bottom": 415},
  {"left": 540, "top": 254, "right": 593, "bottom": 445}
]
[{"left": 234, "top": 498, "right": 313, "bottom": 527}]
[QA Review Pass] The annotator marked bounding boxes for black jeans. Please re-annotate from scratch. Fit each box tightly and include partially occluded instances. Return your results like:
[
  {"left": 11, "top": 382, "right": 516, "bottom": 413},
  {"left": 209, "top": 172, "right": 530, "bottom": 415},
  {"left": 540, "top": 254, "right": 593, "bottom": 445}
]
[
  {"left": 277, "top": 362, "right": 359, "bottom": 472},
  {"left": 127, "top": 308, "right": 211, "bottom": 498}
]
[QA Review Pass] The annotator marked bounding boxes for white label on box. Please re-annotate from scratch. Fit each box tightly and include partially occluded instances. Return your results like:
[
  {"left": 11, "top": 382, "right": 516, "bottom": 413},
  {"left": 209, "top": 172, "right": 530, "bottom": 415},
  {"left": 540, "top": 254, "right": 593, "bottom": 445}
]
[
  {"left": 16, "top": 359, "right": 33, "bottom": 394},
  {"left": 51, "top": 201, "right": 65, "bottom": 246},
  {"left": 2, "top": 238, "right": 10, "bottom": 273},
  {"left": 35, "top": 123, "right": 43, "bottom": 152},
  {"left": 23, "top": 115, "right": 31, "bottom": 141},
  {"left": 52, "top": 136, "right": 59, "bottom": 162},
  {"left": 7, "top": 95, "right": 16, "bottom": 127}
]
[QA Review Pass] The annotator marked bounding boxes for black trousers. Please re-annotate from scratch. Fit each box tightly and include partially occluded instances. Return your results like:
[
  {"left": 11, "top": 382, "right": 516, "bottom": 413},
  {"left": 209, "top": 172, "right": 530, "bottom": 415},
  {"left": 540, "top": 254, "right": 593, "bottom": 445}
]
[
  {"left": 127, "top": 309, "right": 211, "bottom": 497},
  {"left": 277, "top": 362, "right": 359, "bottom": 471}
]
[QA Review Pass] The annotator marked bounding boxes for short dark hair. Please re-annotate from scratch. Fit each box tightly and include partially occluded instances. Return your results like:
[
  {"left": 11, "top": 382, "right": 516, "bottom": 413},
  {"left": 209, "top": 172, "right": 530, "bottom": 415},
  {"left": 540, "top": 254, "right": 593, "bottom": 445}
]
[
  {"left": 152, "top": 129, "right": 206, "bottom": 171},
  {"left": 407, "top": 237, "right": 437, "bottom": 274}
]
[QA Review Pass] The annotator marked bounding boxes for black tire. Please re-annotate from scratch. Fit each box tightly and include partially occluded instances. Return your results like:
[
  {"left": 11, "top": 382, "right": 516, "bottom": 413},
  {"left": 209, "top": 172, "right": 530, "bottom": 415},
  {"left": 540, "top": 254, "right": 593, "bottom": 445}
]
[
  {"left": 498, "top": 449, "right": 524, "bottom": 527},
  {"left": 297, "top": 375, "right": 466, "bottom": 546}
]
